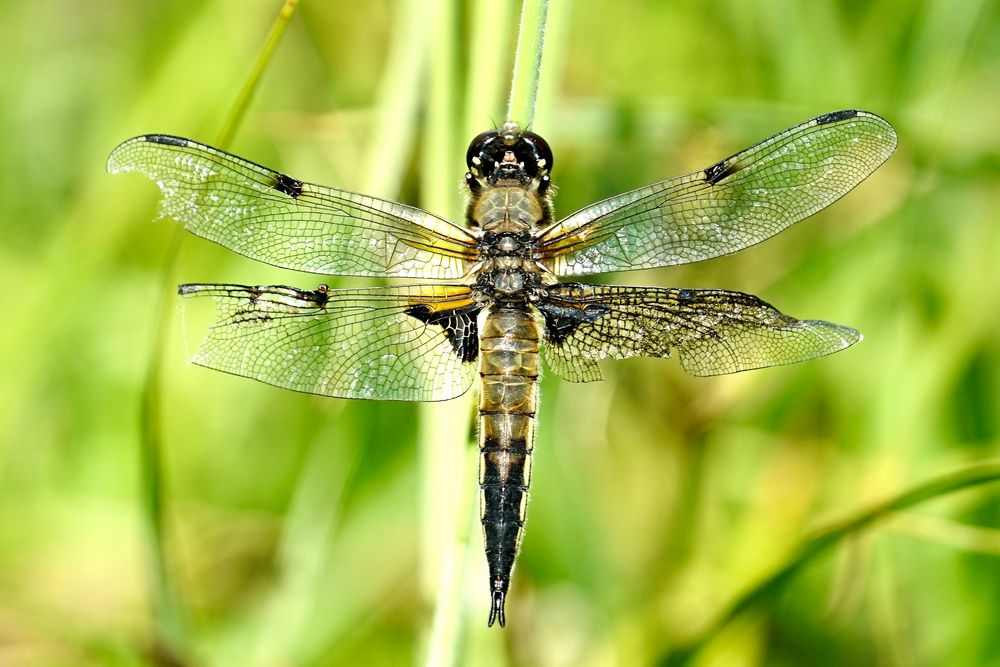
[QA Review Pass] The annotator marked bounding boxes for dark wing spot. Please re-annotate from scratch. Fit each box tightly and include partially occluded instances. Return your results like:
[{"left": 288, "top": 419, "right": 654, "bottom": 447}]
[
  {"left": 272, "top": 172, "right": 304, "bottom": 198},
  {"left": 815, "top": 109, "right": 858, "bottom": 125},
  {"left": 704, "top": 159, "right": 739, "bottom": 185},
  {"left": 145, "top": 134, "right": 189, "bottom": 147},
  {"left": 405, "top": 303, "right": 482, "bottom": 363},
  {"left": 537, "top": 291, "right": 609, "bottom": 346}
]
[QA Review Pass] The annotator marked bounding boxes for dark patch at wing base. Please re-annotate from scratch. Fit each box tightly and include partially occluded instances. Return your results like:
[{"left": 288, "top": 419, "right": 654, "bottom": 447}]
[
  {"left": 537, "top": 294, "right": 610, "bottom": 345},
  {"left": 405, "top": 303, "right": 482, "bottom": 363},
  {"left": 539, "top": 283, "right": 861, "bottom": 382},
  {"left": 177, "top": 283, "right": 479, "bottom": 401}
]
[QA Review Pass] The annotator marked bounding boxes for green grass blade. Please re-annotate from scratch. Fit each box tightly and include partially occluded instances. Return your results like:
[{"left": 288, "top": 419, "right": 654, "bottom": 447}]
[
  {"left": 529, "top": 0, "right": 568, "bottom": 132},
  {"left": 891, "top": 514, "right": 1000, "bottom": 555},
  {"left": 137, "top": 1, "right": 300, "bottom": 661},
  {"left": 216, "top": 0, "right": 300, "bottom": 150},
  {"left": 363, "top": 0, "right": 431, "bottom": 197},
  {"left": 418, "top": 1, "right": 476, "bottom": 663},
  {"left": 138, "top": 231, "right": 187, "bottom": 662},
  {"left": 507, "top": 0, "right": 549, "bottom": 127},
  {"left": 663, "top": 459, "right": 1000, "bottom": 666},
  {"left": 246, "top": 0, "right": 432, "bottom": 661},
  {"left": 462, "top": 0, "right": 514, "bottom": 140}
]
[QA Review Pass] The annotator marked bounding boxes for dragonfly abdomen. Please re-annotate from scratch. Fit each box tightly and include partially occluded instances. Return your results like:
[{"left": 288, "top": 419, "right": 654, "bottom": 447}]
[{"left": 478, "top": 304, "right": 539, "bottom": 627}]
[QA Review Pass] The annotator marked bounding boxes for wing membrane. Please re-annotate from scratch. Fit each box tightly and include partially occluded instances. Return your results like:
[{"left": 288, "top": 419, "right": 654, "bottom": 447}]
[
  {"left": 108, "top": 135, "right": 478, "bottom": 279},
  {"left": 536, "top": 110, "right": 896, "bottom": 276},
  {"left": 179, "top": 283, "right": 481, "bottom": 401},
  {"left": 538, "top": 284, "right": 860, "bottom": 382}
]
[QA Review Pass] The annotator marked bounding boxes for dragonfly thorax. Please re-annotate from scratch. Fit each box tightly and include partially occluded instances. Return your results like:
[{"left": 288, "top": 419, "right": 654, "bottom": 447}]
[
  {"left": 471, "top": 184, "right": 550, "bottom": 232},
  {"left": 479, "top": 229, "right": 532, "bottom": 255},
  {"left": 476, "top": 228, "right": 553, "bottom": 300},
  {"left": 476, "top": 255, "right": 549, "bottom": 300},
  {"left": 493, "top": 267, "right": 528, "bottom": 295}
]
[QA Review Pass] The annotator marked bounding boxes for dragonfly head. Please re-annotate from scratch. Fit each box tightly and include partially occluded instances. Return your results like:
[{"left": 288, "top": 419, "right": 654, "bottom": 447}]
[{"left": 466, "top": 122, "right": 552, "bottom": 190}]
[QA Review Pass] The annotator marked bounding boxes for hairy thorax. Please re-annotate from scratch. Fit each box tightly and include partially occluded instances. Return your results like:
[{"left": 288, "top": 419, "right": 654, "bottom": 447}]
[{"left": 472, "top": 184, "right": 555, "bottom": 300}]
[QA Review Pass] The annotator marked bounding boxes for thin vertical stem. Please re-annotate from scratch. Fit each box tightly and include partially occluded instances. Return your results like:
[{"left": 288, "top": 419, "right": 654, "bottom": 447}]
[
  {"left": 529, "top": 0, "right": 569, "bottom": 133},
  {"left": 137, "top": 1, "right": 299, "bottom": 661},
  {"left": 507, "top": 0, "right": 549, "bottom": 127},
  {"left": 363, "top": 0, "right": 430, "bottom": 197},
  {"left": 139, "top": 231, "right": 186, "bottom": 660},
  {"left": 462, "top": 0, "right": 514, "bottom": 141},
  {"left": 216, "top": 0, "right": 300, "bottom": 150},
  {"left": 248, "top": 0, "right": 431, "bottom": 660},
  {"left": 418, "top": 1, "right": 472, "bottom": 665}
]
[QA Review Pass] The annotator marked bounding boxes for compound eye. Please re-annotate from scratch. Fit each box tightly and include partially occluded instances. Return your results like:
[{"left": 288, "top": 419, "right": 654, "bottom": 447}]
[
  {"left": 521, "top": 131, "right": 553, "bottom": 173},
  {"left": 466, "top": 130, "right": 498, "bottom": 170}
]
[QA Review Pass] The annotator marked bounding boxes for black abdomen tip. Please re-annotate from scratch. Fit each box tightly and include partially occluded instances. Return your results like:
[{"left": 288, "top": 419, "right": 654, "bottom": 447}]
[
  {"left": 488, "top": 576, "right": 508, "bottom": 628},
  {"left": 488, "top": 590, "right": 507, "bottom": 628}
]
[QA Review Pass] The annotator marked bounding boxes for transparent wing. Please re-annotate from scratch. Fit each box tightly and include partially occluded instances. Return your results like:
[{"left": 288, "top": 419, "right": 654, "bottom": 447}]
[
  {"left": 538, "top": 283, "right": 860, "bottom": 382},
  {"left": 536, "top": 110, "right": 896, "bottom": 276},
  {"left": 179, "top": 283, "right": 482, "bottom": 401},
  {"left": 108, "top": 135, "right": 479, "bottom": 279}
]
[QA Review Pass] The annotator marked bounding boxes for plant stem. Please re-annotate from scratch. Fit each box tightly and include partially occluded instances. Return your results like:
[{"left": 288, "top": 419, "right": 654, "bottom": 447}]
[
  {"left": 664, "top": 459, "right": 1000, "bottom": 666},
  {"left": 363, "top": 0, "right": 430, "bottom": 197},
  {"left": 139, "top": 230, "right": 186, "bottom": 661},
  {"left": 462, "top": 0, "right": 512, "bottom": 140},
  {"left": 216, "top": 0, "right": 299, "bottom": 150},
  {"left": 507, "top": 0, "right": 549, "bottom": 127},
  {"left": 247, "top": 0, "right": 431, "bottom": 660},
  {"left": 418, "top": 1, "right": 474, "bottom": 664},
  {"left": 138, "top": 1, "right": 299, "bottom": 661}
]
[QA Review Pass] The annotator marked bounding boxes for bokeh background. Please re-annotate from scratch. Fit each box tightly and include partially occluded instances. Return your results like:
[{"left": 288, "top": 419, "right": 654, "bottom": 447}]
[{"left": 1, "top": 1, "right": 999, "bottom": 665}]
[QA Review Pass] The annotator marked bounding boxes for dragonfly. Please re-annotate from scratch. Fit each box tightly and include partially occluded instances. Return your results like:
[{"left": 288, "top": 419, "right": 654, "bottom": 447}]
[{"left": 108, "top": 109, "right": 896, "bottom": 627}]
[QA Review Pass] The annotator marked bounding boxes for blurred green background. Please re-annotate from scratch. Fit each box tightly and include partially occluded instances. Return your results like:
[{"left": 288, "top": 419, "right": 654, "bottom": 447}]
[{"left": 1, "top": 0, "right": 999, "bottom": 665}]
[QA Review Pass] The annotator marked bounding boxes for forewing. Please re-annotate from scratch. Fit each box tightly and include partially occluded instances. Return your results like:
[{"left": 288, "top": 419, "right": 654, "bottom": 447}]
[
  {"left": 538, "top": 284, "right": 860, "bottom": 382},
  {"left": 179, "top": 283, "right": 482, "bottom": 401},
  {"left": 108, "top": 135, "right": 478, "bottom": 279},
  {"left": 536, "top": 110, "right": 896, "bottom": 276}
]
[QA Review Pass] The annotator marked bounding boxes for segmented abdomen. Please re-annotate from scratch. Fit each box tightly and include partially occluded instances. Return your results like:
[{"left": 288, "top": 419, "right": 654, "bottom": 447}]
[{"left": 478, "top": 304, "right": 539, "bottom": 627}]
